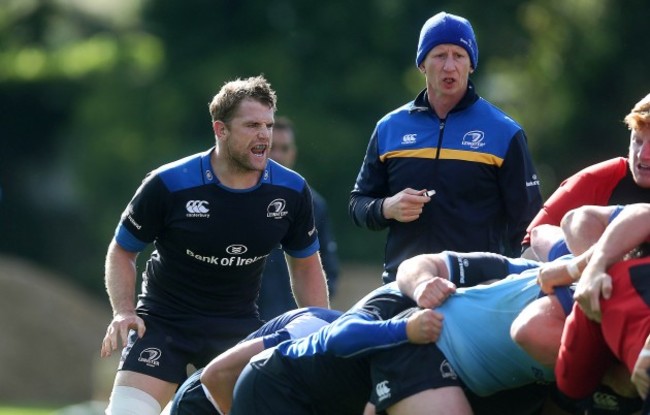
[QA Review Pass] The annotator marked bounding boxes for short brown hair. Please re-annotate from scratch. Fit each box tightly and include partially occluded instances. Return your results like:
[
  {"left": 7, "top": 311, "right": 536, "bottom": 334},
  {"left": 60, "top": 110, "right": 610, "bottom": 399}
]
[
  {"left": 208, "top": 75, "right": 277, "bottom": 123},
  {"left": 624, "top": 93, "right": 650, "bottom": 131}
]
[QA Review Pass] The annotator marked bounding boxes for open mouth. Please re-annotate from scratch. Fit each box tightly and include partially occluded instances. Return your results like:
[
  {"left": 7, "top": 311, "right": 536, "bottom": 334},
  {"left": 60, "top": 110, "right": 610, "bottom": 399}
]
[{"left": 251, "top": 144, "right": 267, "bottom": 157}]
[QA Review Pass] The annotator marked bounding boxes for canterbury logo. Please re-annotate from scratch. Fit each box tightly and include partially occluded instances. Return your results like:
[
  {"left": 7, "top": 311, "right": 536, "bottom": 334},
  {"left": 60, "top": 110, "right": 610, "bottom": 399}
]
[
  {"left": 186, "top": 200, "right": 209, "bottom": 214},
  {"left": 402, "top": 133, "right": 417, "bottom": 144},
  {"left": 375, "top": 380, "right": 391, "bottom": 401}
]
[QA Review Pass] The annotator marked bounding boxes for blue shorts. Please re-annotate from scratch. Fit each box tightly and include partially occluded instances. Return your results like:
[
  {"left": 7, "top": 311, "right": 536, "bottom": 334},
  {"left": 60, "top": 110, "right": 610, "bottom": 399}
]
[
  {"left": 370, "top": 325, "right": 463, "bottom": 412},
  {"left": 169, "top": 369, "right": 216, "bottom": 415},
  {"left": 119, "top": 310, "right": 262, "bottom": 384},
  {"left": 230, "top": 362, "right": 314, "bottom": 414},
  {"left": 231, "top": 351, "right": 371, "bottom": 415}
]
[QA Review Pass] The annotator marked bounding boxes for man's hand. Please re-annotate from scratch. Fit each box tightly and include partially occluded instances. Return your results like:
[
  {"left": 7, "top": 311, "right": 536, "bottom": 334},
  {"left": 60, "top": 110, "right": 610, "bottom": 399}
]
[
  {"left": 100, "top": 311, "right": 146, "bottom": 357},
  {"left": 382, "top": 188, "right": 432, "bottom": 223},
  {"left": 413, "top": 277, "right": 456, "bottom": 308},
  {"left": 406, "top": 309, "right": 444, "bottom": 344},
  {"left": 573, "top": 265, "right": 612, "bottom": 322},
  {"left": 536, "top": 261, "right": 574, "bottom": 294}
]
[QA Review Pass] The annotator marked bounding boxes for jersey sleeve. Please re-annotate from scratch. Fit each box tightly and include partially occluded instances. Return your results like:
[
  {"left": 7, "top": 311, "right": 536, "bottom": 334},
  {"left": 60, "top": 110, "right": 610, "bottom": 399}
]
[
  {"left": 318, "top": 285, "right": 417, "bottom": 357},
  {"left": 281, "top": 183, "right": 319, "bottom": 258},
  {"left": 320, "top": 312, "right": 409, "bottom": 358},
  {"left": 253, "top": 307, "right": 343, "bottom": 349},
  {"left": 498, "top": 131, "right": 543, "bottom": 255},
  {"left": 114, "top": 172, "right": 168, "bottom": 252},
  {"left": 349, "top": 126, "right": 392, "bottom": 230},
  {"left": 444, "top": 250, "right": 540, "bottom": 287}
]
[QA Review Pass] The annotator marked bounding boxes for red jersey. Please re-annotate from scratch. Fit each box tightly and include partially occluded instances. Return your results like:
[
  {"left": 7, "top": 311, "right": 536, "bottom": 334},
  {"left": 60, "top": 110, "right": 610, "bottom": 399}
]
[
  {"left": 555, "top": 257, "right": 650, "bottom": 399},
  {"left": 523, "top": 157, "right": 650, "bottom": 245}
]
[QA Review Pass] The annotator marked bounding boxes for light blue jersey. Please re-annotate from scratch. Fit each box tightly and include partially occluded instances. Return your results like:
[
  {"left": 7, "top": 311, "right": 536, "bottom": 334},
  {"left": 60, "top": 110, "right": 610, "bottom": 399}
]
[{"left": 436, "top": 269, "right": 554, "bottom": 396}]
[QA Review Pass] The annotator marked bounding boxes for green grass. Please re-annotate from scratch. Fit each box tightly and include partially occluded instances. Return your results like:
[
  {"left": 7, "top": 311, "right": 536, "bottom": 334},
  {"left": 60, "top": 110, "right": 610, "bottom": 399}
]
[{"left": 0, "top": 407, "right": 55, "bottom": 415}]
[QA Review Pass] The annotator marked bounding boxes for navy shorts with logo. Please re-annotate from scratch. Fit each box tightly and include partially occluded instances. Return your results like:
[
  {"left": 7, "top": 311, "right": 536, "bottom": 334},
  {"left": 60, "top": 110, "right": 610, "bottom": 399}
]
[
  {"left": 370, "top": 340, "right": 462, "bottom": 413},
  {"left": 119, "top": 310, "right": 262, "bottom": 384}
]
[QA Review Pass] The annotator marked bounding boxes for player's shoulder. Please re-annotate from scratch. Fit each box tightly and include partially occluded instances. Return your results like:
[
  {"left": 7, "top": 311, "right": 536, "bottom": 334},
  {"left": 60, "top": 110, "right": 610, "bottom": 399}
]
[
  {"left": 263, "top": 159, "right": 307, "bottom": 193},
  {"left": 573, "top": 157, "right": 627, "bottom": 179},
  {"left": 471, "top": 97, "right": 524, "bottom": 134},
  {"left": 151, "top": 150, "right": 209, "bottom": 192},
  {"left": 380, "top": 101, "right": 414, "bottom": 122}
]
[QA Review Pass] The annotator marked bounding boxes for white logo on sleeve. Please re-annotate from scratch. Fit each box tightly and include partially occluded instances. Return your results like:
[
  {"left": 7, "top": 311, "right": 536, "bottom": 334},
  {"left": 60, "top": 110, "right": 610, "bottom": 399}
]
[
  {"left": 456, "top": 256, "right": 470, "bottom": 285},
  {"left": 526, "top": 174, "right": 541, "bottom": 187},
  {"left": 186, "top": 200, "right": 210, "bottom": 218}
]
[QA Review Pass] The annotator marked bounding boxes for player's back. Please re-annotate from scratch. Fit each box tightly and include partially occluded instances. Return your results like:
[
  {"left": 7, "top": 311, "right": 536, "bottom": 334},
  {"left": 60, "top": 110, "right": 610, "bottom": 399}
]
[{"left": 436, "top": 270, "right": 555, "bottom": 396}]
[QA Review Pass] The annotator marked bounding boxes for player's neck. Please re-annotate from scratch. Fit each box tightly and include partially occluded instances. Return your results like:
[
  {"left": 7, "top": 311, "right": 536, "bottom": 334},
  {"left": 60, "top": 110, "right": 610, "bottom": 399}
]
[{"left": 211, "top": 150, "right": 263, "bottom": 189}]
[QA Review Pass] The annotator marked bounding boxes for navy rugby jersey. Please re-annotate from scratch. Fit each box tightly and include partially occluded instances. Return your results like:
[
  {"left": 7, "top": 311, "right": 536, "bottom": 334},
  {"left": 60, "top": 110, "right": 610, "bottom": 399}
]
[{"left": 114, "top": 148, "right": 319, "bottom": 317}]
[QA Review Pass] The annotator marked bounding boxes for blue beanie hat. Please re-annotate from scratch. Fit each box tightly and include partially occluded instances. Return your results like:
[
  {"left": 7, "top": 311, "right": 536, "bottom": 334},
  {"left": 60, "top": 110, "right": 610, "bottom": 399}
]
[{"left": 416, "top": 12, "right": 478, "bottom": 70}]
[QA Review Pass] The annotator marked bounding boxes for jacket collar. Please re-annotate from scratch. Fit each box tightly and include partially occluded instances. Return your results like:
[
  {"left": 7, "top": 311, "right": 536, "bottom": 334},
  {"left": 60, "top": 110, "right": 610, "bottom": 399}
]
[{"left": 409, "top": 79, "right": 479, "bottom": 115}]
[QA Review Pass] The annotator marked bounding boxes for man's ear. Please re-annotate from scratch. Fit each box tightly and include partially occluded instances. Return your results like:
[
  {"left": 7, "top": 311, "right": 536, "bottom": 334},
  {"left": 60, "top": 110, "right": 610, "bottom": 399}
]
[{"left": 213, "top": 121, "right": 227, "bottom": 138}]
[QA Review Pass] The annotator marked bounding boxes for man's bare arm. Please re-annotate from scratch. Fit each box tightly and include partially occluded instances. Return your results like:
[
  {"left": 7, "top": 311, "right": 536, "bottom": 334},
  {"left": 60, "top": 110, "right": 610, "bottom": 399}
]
[
  {"left": 287, "top": 253, "right": 330, "bottom": 309},
  {"left": 575, "top": 203, "right": 650, "bottom": 320},
  {"left": 396, "top": 254, "right": 456, "bottom": 309},
  {"left": 101, "top": 240, "right": 144, "bottom": 357}
]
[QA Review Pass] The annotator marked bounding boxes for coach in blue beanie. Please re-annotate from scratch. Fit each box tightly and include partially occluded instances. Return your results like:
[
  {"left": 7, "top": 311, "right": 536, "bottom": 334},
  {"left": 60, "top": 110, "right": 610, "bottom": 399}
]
[
  {"left": 350, "top": 8, "right": 543, "bottom": 287},
  {"left": 416, "top": 11, "right": 479, "bottom": 70}
]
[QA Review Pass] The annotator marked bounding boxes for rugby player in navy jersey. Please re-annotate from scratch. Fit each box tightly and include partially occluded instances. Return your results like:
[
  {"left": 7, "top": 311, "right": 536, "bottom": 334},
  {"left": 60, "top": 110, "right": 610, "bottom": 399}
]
[{"left": 99, "top": 75, "right": 330, "bottom": 415}]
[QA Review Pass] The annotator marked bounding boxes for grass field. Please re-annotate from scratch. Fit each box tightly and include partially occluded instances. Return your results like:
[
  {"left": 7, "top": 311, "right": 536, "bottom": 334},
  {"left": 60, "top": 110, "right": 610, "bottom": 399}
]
[
  {"left": 0, "top": 408, "right": 54, "bottom": 415},
  {"left": 0, "top": 401, "right": 107, "bottom": 415}
]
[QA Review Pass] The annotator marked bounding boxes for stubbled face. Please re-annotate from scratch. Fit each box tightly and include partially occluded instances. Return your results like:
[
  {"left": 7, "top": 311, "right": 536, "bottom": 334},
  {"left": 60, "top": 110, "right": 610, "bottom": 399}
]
[
  {"left": 269, "top": 128, "right": 296, "bottom": 168},
  {"left": 219, "top": 99, "right": 274, "bottom": 173},
  {"left": 420, "top": 43, "right": 473, "bottom": 100},
  {"left": 629, "top": 126, "right": 650, "bottom": 188}
]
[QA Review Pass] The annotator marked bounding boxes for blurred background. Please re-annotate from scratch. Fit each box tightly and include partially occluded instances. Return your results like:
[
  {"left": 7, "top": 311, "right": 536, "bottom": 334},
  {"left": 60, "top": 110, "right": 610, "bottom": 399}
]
[{"left": 1, "top": 0, "right": 649, "bottom": 410}]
